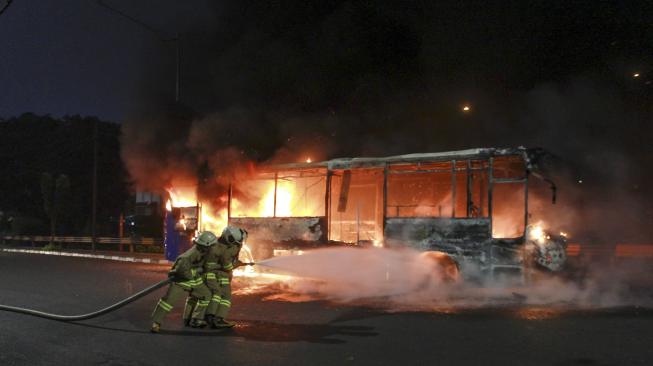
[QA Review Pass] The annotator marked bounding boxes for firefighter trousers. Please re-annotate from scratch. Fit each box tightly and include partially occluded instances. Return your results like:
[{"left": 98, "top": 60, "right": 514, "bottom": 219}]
[
  {"left": 204, "top": 272, "right": 232, "bottom": 319},
  {"left": 151, "top": 280, "right": 211, "bottom": 325}
]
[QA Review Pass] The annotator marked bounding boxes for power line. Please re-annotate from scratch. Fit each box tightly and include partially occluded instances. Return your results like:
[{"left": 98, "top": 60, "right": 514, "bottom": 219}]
[
  {"left": 0, "top": 0, "right": 14, "bottom": 17},
  {"left": 95, "top": 0, "right": 172, "bottom": 41}
]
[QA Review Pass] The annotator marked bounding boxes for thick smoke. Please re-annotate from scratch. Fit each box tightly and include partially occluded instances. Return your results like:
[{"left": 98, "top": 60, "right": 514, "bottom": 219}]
[
  {"left": 520, "top": 78, "right": 653, "bottom": 242},
  {"left": 238, "top": 247, "right": 653, "bottom": 310},
  {"left": 117, "top": 2, "right": 653, "bottom": 311},
  {"left": 121, "top": 2, "right": 652, "bottom": 239}
]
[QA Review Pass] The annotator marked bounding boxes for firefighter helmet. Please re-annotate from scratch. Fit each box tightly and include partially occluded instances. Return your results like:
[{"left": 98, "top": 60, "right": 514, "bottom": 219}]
[
  {"left": 193, "top": 231, "right": 218, "bottom": 247},
  {"left": 221, "top": 226, "right": 248, "bottom": 246}
]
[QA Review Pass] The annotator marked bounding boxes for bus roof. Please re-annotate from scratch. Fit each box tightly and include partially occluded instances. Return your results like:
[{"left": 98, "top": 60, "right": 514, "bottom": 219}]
[{"left": 262, "top": 147, "right": 533, "bottom": 171}]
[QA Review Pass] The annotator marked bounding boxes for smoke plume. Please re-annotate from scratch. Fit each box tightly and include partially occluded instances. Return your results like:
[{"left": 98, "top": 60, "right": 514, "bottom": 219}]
[
  {"left": 120, "top": 2, "right": 652, "bottom": 240},
  {"left": 115, "top": 2, "right": 653, "bottom": 312},
  {"left": 239, "top": 247, "right": 653, "bottom": 310}
]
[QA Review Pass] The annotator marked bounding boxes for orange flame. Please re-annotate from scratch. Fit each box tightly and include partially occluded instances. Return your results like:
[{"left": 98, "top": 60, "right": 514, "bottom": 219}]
[
  {"left": 232, "top": 177, "right": 322, "bottom": 218},
  {"left": 167, "top": 187, "right": 198, "bottom": 207},
  {"left": 166, "top": 186, "right": 229, "bottom": 233}
]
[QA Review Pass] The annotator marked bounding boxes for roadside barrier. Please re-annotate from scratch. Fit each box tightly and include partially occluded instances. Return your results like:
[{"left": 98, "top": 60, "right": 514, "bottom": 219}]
[
  {"left": 1, "top": 248, "right": 169, "bottom": 264},
  {"left": 615, "top": 244, "right": 653, "bottom": 258},
  {"left": 1, "top": 235, "right": 162, "bottom": 252},
  {"left": 567, "top": 243, "right": 653, "bottom": 259}
]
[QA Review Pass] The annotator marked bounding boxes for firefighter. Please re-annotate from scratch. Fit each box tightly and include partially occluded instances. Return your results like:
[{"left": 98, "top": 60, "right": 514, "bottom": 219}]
[
  {"left": 150, "top": 231, "right": 217, "bottom": 333},
  {"left": 203, "top": 225, "right": 247, "bottom": 328}
]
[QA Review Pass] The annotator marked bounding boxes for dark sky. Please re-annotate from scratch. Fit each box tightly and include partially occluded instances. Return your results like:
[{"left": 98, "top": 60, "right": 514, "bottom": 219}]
[
  {"left": 2, "top": 1, "right": 652, "bottom": 174},
  {"left": 0, "top": 0, "right": 215, "bottom": 121},
  {"left": 1, "top": 1, "right": 650, "bottom": 122},
  {"left": 2, "top": 1, "right": 652, "bottom": 239}
]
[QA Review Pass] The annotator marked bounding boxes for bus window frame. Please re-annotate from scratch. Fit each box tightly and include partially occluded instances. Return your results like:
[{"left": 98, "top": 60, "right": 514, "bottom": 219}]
[
  {"left": 228, "top": 152, "right": 530, "bottom": 241},
  {"left": 384, "top": 159, "right": 491, "bottom": 220},
  {"left": 228, "top": 168, "right": 328, "bottom": 219}
]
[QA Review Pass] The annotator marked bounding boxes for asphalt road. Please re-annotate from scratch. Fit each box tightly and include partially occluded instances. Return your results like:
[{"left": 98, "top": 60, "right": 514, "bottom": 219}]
[{"left": 1, "top": 252, "right": 652, "bottom": 366}]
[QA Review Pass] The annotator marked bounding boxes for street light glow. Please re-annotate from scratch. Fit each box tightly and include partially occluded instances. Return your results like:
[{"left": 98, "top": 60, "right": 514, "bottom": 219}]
[{"left": 462, "top": 105, "right": 471, "bottom": 112}]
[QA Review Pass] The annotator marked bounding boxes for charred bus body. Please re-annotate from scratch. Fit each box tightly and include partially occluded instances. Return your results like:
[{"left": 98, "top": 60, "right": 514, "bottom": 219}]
[
  {"left": 164, "top": 204, "right": 201, "bottom": 261},
  {"left": 227, "top": 147, "right": 565, "bottom": 279}
]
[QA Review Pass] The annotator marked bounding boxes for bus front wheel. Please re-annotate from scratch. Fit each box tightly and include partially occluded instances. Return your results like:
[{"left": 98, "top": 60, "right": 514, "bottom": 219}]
[{"left": 420, "top": 251, "right": 460, "bottom": 283}]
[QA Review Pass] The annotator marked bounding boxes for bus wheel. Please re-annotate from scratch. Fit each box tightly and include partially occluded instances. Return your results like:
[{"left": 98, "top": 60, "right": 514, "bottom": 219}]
[{"left": 420, "top": 251, "right": 460, "bottom": 283}]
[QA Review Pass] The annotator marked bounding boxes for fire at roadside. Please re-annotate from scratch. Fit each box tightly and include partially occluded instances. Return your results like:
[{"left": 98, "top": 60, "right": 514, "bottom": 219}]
[{"left": 153, "top": 148, "right": 653, "bottom": 313}]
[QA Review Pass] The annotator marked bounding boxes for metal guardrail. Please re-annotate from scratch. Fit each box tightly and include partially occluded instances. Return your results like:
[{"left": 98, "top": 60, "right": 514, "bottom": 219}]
[
  {"left": 614, "top": 244, "right": 653, "bottom": 257},
  {"left": 567, "top": 243, "right": 653, "bottom": 258},
  {"left": 1, "top": 235, "right": 163, "bottom": 252}
]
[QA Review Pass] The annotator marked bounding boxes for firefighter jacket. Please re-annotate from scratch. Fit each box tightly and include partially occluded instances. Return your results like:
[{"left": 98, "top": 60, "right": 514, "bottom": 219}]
[
  {"left": 203, "top": 242, "right": 228, "bottom": 275},
  {"left": 203, "top": 241, "right": 242, "bottom": 278},
  {"left": 168, "top": 245, "right": 205, "bottom": 284},
  {"left": 222, "top": 244, "right": 242, "bottom": 280}
]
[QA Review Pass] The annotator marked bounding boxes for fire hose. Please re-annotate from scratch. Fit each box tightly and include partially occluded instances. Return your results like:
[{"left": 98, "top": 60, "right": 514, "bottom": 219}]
[
  {"left": 0, "top": 278, "right": 172, "bottom": 321},
  {"left": 0, "top": 263, "right": 257, "bottom": 321}
]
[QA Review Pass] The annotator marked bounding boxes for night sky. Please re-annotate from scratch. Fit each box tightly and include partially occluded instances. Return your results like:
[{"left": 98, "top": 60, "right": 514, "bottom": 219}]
[
  {"left": 1, "top": 2, "right": 649, "bottom": 121},
  {"left": 2, "top": 1, "right": 652, "bottom": 178},
  {"left": 1, "top": 1, "right": 652, "bottom": 239},
  {"left": 0, "top": 1, "right": 213, "bottom": 121},
  {"left": 0, "top": 3, "right": 651, "bottom": 176}
]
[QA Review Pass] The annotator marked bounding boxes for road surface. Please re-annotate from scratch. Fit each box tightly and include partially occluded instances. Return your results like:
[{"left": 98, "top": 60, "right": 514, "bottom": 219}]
[{"left": 1, "top": 252, "right": 652, "bottom": 365}]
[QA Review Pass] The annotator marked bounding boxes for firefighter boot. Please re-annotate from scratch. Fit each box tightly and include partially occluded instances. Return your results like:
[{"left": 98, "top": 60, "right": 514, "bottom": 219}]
[
  {"left": 190, "top": 298, "right": 210, "bottom": 320},
  {"left": 150, "top": 322, "right": 161, "bottom": 333},
  {"left": 205, "top": 314, "right": 215, "bottom": 326},
  {"left": 208, "top": 314, "right": 226, "bottom": 329},
  {"left": 212, "top": 317, "right": 236, "bottom": 329},
  {"left": 189, "top": 318, "right": 208, "bottom": 328}
]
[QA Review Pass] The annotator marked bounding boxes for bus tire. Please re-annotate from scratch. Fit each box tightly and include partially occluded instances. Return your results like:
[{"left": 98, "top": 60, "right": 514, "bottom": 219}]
[{"left": 420, "top": 251, "right": 460, "bottom": 283}]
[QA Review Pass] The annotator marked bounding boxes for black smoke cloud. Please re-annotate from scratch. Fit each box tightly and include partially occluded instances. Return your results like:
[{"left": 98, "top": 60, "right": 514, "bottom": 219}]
[
  {"left": 521, "top": 77, "right": 653, "bottom": 242},
  {"left": 121, "top": 1, "right": 652, "bottom": 240}
]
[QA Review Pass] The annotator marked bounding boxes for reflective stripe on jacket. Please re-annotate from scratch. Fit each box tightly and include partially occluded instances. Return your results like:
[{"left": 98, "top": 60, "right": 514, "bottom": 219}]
[{"left": 169, "top": 245, "right": 205, "bottom": 281}]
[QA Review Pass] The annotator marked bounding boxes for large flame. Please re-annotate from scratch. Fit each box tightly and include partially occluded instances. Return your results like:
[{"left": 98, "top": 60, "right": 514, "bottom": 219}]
[
  {"left": 234, "top": 178, "right": 322, "bottom": 218},
  {"left": 240, "top": 181, "right": 295, "bottom": 218},
  {"left": 201, "top": 206, "right": 226, "bottom": 231},
  {"left": 165, "top": 186, "right": 229, "bottom": 233},
  {"left": 167, "top": 187, "right": 198, "bottom": 207},
  {"left": 529, "top": 224, "right": 547, "bottom": 243}
]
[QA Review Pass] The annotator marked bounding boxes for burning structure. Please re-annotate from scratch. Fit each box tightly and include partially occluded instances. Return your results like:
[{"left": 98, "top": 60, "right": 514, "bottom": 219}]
[{"left": 164, "top": 147, "right": 567, "bottom": 280}]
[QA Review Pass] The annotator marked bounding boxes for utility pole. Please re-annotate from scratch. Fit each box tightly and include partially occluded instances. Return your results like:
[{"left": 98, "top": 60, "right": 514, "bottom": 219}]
[
  {"left": 175, "top": 32, "right": 180, "bottom": 103},
  {"left": 118, "top": 213, "right": 124, "bottom": 238},
  {"left": 91, "top": 121, "right": 98, "bottom": 251}
]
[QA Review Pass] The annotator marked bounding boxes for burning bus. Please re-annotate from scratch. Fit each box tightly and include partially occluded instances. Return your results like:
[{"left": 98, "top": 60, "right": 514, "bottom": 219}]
[{"left": 165, "top": 147, "right": 567, "bottom": 280}]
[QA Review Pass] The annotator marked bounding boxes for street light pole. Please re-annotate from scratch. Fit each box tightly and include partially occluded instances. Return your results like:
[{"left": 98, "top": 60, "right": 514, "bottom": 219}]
[
  {"left": 175, "top": 33, "right": 180, "bottom": 103},
  {"left": 91, "top": 121, "right": 98, "bottom": 251}
]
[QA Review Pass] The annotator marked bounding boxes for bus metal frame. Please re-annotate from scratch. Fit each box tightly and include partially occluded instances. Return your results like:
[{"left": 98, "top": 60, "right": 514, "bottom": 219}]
[{"left": 228, "top": 147, "right": 555, "bottom": 274}]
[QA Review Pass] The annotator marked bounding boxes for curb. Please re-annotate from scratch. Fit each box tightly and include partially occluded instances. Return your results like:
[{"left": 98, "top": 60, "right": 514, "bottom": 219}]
[{"left": 1, "top": 248, "right": 170, "bottom": 264}]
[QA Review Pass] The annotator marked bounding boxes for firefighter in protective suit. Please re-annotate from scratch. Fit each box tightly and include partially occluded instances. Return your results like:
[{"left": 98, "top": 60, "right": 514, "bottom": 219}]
[
  {"left": 203, "top": 226, "right": 247, "bottom": 328},
  {"left": 150, "top": 231, "right": 217, "bottom": 333}
]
